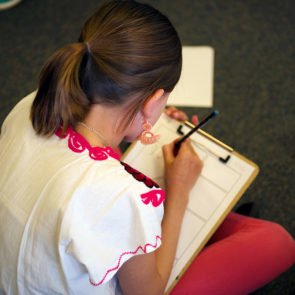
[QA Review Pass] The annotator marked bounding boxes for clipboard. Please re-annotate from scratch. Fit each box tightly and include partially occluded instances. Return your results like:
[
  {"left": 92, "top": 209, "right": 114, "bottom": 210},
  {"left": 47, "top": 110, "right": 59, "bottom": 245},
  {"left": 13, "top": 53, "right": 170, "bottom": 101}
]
[{"left": 122, "top": 114, "right": 259, "bottom": 293}]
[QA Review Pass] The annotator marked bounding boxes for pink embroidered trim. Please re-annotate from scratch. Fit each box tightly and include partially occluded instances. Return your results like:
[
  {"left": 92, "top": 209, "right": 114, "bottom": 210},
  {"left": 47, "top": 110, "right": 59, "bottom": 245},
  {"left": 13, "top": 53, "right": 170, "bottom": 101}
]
[
  {"left": 141, "top": 190, "right": 166, "bottom": 207},
  {"left": 89, "top": 235, "right": 162, "bottom": 286},
  {"left": 55, "top": 127, "right": 120, "bottom": 161}
]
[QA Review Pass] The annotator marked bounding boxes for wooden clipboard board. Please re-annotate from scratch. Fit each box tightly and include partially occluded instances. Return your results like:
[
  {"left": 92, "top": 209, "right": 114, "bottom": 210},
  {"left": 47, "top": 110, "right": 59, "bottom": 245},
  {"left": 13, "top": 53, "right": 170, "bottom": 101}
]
[{"left": 122, "top": 114, "right": 259, "bottom": 294}]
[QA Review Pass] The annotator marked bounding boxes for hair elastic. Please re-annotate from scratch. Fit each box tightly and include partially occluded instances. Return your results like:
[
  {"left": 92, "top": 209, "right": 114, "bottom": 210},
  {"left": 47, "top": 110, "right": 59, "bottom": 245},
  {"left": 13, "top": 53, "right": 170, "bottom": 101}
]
[{"left": 85, "top": 42, "right": 91, "bottom": 54}]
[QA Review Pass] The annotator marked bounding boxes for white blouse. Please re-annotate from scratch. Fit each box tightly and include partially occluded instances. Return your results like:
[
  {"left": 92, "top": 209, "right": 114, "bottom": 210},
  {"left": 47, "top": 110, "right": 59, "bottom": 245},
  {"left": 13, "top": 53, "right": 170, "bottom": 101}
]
[{"left": 0, "top": 92, "right": 165, "bottom": 295}]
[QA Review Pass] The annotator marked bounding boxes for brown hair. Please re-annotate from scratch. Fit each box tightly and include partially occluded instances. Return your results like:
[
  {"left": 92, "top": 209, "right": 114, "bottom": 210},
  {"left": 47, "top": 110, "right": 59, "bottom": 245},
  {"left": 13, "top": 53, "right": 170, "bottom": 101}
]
[{"left": 31, "top": 0, "right": 182, "bottom": 136}]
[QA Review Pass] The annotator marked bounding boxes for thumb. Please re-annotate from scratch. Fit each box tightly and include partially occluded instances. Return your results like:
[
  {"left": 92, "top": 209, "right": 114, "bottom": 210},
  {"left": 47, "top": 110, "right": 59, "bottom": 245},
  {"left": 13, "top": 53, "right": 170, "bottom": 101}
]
[{"left": 162, "top": 141, "right": 176, "bottom": 164}]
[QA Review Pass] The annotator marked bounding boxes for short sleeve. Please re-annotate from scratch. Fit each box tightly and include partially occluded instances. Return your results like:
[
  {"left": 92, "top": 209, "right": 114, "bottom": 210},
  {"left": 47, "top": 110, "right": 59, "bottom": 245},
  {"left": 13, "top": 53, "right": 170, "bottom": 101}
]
[
  {"left": 59, "top": 163, "right": 165, "bottom": 287},
  {"left": 1, "top": 91, "right": 36, "bottom": 135}
]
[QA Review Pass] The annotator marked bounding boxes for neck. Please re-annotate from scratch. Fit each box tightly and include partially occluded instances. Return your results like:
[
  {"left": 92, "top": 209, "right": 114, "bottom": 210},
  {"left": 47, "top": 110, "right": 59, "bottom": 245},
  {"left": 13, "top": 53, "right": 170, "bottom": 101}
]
[
  {"left": 78, "top": 122, "right": 109, "bottom": 147},
  {"left": 76, "top": 104, "right": 125, "bottom": 148}
]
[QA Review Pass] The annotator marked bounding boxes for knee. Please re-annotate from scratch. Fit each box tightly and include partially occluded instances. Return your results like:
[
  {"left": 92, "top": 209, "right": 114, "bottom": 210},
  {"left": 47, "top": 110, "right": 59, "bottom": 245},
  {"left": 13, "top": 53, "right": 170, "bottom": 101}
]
[{"left": 255, "top": 220, "right": 295, "bottom": 267}]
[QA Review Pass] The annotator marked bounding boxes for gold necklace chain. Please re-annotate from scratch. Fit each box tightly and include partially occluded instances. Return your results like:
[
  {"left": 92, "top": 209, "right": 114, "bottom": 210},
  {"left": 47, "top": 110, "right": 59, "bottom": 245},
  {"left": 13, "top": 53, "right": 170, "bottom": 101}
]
[{"left": 78, "top": 122, "right": 108, "bottom": 147}]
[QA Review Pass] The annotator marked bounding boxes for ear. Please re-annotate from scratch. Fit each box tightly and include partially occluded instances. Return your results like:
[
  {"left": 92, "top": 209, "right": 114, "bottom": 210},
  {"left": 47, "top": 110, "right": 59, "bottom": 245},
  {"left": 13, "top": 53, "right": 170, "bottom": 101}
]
[{"left": 141, "top": 89, "right": 166, "bottom": 118}]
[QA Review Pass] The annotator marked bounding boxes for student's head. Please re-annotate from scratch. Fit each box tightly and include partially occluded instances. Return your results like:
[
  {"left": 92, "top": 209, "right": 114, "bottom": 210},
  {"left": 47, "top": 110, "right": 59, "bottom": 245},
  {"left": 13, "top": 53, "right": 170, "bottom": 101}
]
[{"left": 31, "top": 0, "right": 182, "bottom": 136}]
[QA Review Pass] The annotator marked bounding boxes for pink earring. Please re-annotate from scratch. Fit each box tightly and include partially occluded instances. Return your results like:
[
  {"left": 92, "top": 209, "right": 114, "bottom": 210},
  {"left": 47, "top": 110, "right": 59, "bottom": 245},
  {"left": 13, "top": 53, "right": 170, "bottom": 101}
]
[{"left": 139, "top": 120, "right": 160, "bottom": 145}]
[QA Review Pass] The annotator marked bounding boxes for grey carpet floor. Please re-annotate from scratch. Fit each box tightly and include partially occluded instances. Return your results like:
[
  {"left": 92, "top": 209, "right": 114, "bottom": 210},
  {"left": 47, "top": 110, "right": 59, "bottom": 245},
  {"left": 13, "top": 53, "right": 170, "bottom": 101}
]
[{"left": 0, "top": 0, "right": 294, "bottom": 294}]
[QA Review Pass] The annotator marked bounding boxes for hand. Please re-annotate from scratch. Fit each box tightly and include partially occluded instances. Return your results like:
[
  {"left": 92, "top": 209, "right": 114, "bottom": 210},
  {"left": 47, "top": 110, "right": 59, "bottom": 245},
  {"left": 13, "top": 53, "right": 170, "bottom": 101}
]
[
  {"left": 162, "top": 139, "right": 203, "bottom": 207},
  {"left": 165, "top": 106, "right": 199, "bottom": 125}
]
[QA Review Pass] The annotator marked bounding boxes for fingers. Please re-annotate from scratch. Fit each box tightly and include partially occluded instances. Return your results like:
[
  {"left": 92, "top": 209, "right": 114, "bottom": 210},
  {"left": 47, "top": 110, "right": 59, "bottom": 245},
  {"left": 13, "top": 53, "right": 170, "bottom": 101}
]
[
  {"left": 162, "top": 139, "right": 198, "bottom": 163},
  {"left": 165, "top": 106, "right": 199, "bottom": 126},
  {"left": 162, "top": 142, "right": 175, "bottom": 164},
  {"left": 177, "top": 139, "right": 195, "bottom": 155},
  {"left": 177, "top": 139, "right": 204, "bottom": 175},
  {"left": 165, "top": 106, "right": 188, "bottom": 121},
  {"left": 176, "top": 140, "right": 202, "bottom": 168},
  {"left": 191, "top": 115, "right": 199, "bottom": 125},
  {"left": 162, "top": 138, "right": 203, "bottom": 198},
  {"left": 162, "top": 138, "right": 182, "bottom": 164}
]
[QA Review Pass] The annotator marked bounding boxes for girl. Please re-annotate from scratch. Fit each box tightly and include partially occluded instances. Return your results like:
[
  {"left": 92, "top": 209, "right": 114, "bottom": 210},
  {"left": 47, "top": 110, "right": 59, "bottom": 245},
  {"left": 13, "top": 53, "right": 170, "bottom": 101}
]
[{"left": 0, "top": 1, "right": 294, "bottom": 295}]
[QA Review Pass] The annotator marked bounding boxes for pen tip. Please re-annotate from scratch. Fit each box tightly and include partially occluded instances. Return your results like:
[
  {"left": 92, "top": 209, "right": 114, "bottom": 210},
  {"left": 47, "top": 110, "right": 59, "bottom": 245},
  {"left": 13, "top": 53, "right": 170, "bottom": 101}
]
[{"left": 214, "top": 110, "right": 220, "bottom": 116}]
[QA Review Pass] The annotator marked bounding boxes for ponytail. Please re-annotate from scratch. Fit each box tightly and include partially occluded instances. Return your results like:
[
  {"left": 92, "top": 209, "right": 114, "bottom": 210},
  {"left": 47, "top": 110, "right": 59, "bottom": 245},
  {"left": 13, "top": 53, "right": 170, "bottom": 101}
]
[
  {"left": 31, "top": 1, "right": 182, "bottom": 136},
  {"left": 31, "top": 43, "right": 90, "bottom": 136}
]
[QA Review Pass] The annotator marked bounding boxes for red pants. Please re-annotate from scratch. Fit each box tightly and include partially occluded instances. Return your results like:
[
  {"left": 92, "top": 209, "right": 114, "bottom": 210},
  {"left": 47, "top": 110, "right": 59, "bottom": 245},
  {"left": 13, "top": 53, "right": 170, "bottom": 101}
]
[{"left": 170, "top": 212, "right": 295, "bottom": 295}]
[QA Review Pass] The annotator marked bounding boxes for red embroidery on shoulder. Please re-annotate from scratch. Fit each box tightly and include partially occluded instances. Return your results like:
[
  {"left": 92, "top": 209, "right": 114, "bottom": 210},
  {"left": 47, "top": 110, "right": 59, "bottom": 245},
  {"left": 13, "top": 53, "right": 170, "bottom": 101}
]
[
  {"left": 55, "top": 127, "right": 120, "bottom": 161},
  {"left": 89, "top": 235, "right": 162, "bottom": 286},
  {"left": 120, "top": 162, "right": 159, "bottom": 188},
  {"left": 141, "top": 190, "right": 166, "bottom": 207}
]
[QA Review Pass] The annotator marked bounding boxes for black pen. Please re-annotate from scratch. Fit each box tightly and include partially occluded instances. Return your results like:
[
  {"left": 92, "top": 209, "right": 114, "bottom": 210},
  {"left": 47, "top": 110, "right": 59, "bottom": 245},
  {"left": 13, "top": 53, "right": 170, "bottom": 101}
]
[{"left": 173, "top": 110, "right": 219, "bottom": 155}]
